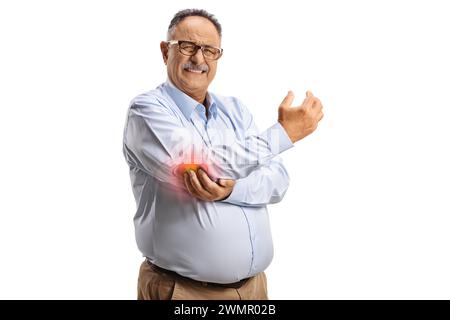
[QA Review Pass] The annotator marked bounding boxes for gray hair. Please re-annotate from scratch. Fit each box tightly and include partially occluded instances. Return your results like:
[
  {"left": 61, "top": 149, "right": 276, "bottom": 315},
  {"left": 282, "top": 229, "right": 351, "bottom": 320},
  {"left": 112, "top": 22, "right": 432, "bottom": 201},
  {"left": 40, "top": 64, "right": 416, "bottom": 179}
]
[{"left": 167, "top": 9, "right": 222, "bottom": 40}]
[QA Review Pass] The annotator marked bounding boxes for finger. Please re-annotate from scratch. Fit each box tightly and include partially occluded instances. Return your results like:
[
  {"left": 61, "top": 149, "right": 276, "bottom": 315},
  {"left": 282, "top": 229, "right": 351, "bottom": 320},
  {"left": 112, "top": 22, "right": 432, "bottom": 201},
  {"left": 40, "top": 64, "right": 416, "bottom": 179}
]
[
  {"left": 188, "top": 170, "right": 212, "bottom": 198},
  {"left": 302, "top": 95, "right": 315, "bottom": 110},
  {"left": 298, "top": 91, "right": 315, "bottom": 110},
  {"left": 279, "top": 91, "right": 295, "bottom": 109},
  {"left": 197, "top": 169, "right": 222, "bottom": 194},
  {"left": 184, "top": 172, "right": 196, "bottom": 196},
  {"left": 318, "top": 111, "right": 324, "bottom": 121},
  {"left": 218, "top": 179, "right": 236, "bottom": 188},
  {"left": 186, "top": 171, "right": 210, "bottom": 200},
  {"left": 312, "top": 97, "right": 323, "bottom": 110}
]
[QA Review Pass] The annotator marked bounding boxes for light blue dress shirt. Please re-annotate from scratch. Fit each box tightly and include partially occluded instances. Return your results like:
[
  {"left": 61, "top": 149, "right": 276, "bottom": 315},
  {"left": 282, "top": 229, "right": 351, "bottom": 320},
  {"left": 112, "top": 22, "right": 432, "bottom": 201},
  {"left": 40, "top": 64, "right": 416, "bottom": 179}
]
[{"left": 123, "top": 80, "right": 293, "bottom": 284}]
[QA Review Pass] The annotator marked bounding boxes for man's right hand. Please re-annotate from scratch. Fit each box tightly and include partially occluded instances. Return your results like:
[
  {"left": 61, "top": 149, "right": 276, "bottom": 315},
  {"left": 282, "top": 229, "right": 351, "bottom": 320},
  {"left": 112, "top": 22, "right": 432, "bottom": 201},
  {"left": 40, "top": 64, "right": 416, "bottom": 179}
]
[{"left": 278, "top": 90, "right": 324, "bottom": 143}]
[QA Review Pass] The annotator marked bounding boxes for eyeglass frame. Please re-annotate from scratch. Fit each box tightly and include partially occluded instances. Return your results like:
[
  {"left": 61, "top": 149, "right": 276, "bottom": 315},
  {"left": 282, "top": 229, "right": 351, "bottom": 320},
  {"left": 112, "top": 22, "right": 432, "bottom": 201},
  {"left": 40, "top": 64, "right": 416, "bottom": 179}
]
[{"left": 166, "top": 40, "right": 224, "bottom": 60}]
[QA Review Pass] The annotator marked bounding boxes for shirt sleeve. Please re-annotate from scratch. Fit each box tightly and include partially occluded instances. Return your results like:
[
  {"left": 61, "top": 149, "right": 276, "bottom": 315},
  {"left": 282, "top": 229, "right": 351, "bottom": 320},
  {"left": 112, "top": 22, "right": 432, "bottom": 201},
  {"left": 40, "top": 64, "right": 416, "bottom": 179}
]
[
  {"left": 220, "top": 100, "right": 291, "bottom": 206},
  {"left": 122, "top": 97, "right": 293, "bottom": 189}
]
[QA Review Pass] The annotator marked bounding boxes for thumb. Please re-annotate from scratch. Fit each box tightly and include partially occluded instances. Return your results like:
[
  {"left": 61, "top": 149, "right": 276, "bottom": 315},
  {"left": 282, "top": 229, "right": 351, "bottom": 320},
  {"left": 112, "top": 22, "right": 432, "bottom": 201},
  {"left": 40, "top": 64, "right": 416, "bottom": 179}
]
[
  {"left": 279, "top": 91, "right": 295, "bottom": 109},
  {"left": 306, "top": 90, "right": 313, "bottom": 98},
  {"left": 219, "top": 179, "right": 234, "bottom": 187}
]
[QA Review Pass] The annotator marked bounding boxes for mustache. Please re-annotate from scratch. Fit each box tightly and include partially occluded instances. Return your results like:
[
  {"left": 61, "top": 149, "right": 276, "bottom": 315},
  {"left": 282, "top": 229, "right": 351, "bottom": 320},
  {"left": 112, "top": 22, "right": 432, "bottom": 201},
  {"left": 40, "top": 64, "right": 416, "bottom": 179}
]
[{"left": 182, "top": 62, "right": 209, "bottom": 72}]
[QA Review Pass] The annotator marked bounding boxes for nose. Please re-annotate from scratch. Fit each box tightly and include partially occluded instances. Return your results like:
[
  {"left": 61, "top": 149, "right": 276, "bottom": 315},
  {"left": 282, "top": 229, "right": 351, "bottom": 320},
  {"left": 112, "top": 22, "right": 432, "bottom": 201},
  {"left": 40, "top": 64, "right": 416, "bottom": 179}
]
[{"left": 190, "top": 47, "right": 205, "bottom": 65}]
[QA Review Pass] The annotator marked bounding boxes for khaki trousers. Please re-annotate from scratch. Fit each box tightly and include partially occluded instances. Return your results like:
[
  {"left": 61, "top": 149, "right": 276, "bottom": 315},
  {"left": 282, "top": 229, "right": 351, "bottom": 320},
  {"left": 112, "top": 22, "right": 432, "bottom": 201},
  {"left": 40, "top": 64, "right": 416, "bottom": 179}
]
[{"left": 137, "top": 260, "right": 268, "bottom": 300}]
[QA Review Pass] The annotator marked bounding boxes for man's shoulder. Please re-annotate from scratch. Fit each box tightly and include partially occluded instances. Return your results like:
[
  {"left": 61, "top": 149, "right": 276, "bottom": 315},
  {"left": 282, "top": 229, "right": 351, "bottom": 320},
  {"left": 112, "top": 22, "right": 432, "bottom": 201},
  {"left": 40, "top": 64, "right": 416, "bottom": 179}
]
[
  {"left": 211, "top": 91, "right": 242, "bottom": 106},
  {"left": 129, "top": 83, "right": 171, "bottom": 110},
  {"left": 211, "top": 92, "right": 250, "bottom": 118}
]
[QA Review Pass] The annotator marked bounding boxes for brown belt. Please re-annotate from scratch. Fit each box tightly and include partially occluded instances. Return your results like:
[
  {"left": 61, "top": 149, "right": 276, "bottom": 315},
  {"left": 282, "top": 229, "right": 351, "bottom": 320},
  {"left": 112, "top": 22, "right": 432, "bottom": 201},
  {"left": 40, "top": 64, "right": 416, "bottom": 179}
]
[{"left": 146, "top": 259, "right": 249, "bottom": 289}]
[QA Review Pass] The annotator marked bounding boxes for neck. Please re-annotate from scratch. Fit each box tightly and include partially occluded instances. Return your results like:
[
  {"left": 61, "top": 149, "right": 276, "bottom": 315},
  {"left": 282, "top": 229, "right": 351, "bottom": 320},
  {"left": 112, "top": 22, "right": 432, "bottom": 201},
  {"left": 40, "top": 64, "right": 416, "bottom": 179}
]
[
  {"left": 168, "top": 76, "right": 208, "bottom": 105},
  {"left": 189, "top": 91, "right": 207, "bottom": 106}
]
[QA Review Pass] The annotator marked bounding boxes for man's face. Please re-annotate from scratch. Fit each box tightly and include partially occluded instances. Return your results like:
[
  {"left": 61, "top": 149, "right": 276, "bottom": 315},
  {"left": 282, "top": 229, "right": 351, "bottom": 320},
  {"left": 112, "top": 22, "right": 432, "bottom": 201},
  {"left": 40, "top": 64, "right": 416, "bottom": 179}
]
[{"left": 160, "top": 16, "right": 221, "bottom": 100}]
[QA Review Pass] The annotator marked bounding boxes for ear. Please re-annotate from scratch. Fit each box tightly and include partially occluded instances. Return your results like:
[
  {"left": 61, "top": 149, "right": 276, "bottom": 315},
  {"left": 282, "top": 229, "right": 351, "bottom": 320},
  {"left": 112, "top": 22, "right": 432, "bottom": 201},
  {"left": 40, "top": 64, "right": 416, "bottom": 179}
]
[{"left": 160, "top": 41, "right": 169, "bottom": 65}]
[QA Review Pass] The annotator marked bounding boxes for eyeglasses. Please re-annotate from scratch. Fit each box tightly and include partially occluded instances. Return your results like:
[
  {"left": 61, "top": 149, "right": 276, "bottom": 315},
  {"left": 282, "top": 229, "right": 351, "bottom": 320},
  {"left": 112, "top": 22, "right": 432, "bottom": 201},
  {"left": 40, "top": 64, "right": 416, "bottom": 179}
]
[{"left": 166, "top": 40, "right": 223, "bottom": 60}]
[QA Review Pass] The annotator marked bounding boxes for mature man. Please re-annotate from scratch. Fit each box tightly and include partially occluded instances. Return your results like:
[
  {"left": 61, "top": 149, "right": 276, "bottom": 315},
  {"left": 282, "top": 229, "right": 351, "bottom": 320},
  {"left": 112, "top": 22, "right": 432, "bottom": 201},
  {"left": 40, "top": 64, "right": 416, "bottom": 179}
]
[{"left": 123, "top": 9, "right": 323, "bottom": 300}]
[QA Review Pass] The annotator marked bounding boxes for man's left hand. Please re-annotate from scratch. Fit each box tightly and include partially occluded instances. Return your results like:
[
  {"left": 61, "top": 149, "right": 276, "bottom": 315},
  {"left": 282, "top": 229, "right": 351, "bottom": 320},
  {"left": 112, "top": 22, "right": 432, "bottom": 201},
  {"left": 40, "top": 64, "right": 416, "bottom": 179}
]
[{"left": 184, "top": 168, "right": 236, "bottom": 201}]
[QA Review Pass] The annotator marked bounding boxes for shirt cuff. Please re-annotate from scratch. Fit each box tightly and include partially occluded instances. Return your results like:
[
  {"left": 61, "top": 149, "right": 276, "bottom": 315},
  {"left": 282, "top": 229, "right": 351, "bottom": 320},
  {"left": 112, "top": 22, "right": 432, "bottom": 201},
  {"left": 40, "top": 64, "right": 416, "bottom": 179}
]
[{"left": 260, "top": 122, "right": 294, "bottom": 155}]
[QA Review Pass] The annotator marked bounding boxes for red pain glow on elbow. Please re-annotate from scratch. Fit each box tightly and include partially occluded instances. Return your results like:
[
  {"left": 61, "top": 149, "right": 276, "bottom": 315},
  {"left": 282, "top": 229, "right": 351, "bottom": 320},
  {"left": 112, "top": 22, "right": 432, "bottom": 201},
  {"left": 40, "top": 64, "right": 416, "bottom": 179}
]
[{"left": 173, "top": 163, "right": 209, "bottom": 177}]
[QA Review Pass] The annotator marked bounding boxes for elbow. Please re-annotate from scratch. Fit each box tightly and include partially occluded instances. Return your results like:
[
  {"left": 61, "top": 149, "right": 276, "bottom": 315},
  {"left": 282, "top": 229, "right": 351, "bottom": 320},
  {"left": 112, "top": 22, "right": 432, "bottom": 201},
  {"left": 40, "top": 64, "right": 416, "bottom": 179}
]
[
  {"left": 268, "top": 170, "right": 290, "bottom": 204},
  {"left": 269, "top": 184, "right": 290, "bottom": 204}
]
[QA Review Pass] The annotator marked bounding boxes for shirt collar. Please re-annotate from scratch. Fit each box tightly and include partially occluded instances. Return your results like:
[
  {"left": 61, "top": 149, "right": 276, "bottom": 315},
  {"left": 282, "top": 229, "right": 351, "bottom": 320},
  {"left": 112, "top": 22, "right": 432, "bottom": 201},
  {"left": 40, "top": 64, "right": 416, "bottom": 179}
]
[{"left": 165, "top": 79, "right": 218, "bottom": 121}]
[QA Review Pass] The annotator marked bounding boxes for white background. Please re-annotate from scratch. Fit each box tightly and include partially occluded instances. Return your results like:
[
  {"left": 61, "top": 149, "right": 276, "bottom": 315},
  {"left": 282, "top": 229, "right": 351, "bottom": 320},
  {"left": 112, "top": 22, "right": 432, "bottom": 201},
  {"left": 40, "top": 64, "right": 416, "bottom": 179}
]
[{"left": 1, "top": 0, "right": 449, "bottom": 299}]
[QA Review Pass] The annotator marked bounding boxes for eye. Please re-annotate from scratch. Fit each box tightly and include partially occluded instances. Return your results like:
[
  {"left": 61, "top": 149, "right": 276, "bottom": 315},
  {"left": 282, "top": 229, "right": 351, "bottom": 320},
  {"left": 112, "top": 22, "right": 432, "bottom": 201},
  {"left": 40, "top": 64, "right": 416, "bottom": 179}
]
[
  {"left": 203, "top": 47, "right": 216, "bottom": 56},
  {"left": 180, "top": 42, "right": 197, "bottom": 53}
]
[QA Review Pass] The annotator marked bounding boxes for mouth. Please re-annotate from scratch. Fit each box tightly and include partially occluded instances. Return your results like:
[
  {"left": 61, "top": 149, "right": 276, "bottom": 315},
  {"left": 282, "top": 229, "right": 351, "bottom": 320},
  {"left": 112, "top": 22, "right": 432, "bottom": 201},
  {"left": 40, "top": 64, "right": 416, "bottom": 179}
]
[{"left": 184, "top": 68, "right": 206, "bottom": 74}]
